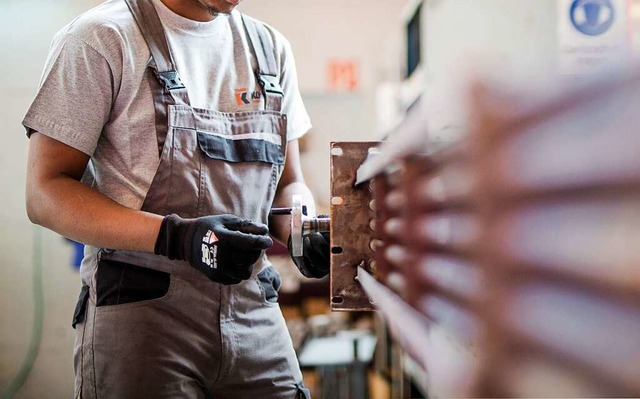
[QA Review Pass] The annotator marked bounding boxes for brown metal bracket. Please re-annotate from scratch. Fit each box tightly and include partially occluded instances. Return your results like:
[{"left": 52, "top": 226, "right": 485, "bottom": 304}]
[{"left": 330, "top": 141, "right": 380, "bottom": 311}]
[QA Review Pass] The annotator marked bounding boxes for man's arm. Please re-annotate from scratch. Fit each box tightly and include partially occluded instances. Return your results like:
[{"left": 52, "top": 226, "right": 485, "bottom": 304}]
[
  {"left": 269, "top": 140, "right": 317, "bottom": 245},
  {"left": 26, "top": 132, "right": 163, "bottom": 252}
]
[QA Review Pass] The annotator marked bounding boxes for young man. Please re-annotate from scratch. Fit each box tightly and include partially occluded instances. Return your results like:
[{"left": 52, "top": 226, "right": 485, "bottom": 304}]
[{"left": 23, "top": 0, "right": 329, "bottom": 397}]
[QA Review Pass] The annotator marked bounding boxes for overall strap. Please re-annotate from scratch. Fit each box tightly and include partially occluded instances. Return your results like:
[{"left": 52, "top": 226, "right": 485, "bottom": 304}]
[
  {"left": 124, "top": 0, "right": 191, "bottom": 154},
  {"left": 241, "top": 15, "right": 283, "bottom": 113}
]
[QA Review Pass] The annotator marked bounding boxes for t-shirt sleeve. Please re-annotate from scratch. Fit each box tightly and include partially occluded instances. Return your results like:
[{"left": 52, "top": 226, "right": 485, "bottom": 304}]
[
  {"left": 278, "top": 36, "right": 312, "bottom": 142},
  {"left": 22, "top": 33, "right": 114, "bottom": 156}
]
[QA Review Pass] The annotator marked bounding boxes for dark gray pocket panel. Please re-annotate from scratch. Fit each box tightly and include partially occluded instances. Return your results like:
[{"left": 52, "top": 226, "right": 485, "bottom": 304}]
[
  {"left": 96, "top": 259, "right": 171, "bottom": 307},
  {"left": 72, "top": 284, "right": 90, "bottom": 328},
  {"left": 197, "top": 131, "right": 284, "bottom": 165},
  {"left": 257, "top": 266, "right": 282, "bottom": 303}
]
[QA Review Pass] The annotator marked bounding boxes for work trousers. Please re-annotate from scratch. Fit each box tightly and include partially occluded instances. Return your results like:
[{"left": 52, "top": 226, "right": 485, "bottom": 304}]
[{"left": 73, "top": 258, "right": 309, "bottom": 398}]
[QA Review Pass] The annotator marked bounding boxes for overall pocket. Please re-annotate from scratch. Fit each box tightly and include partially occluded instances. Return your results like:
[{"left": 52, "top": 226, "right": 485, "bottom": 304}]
[
  {"left": 95, "top": 259, "right": 172, "bottom": 307},
  {"left": 257, "top": 266, "right": 282, "bottom": 304},
  {"left": 196, "top": 130, "right": 286, "bottom": 217},
  {"left": 71, "top": 285, "right": 90, "bottom": 328},
  {"left": 197, "top": 130, "right": 285, "bottom": 165}
]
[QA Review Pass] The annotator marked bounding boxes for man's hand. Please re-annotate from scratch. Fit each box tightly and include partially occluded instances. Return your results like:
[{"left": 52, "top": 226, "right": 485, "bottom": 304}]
[
  {"left": 288, "top": 215, "right": 330, "bottom": 278},
  {"left": 155, "top": 214, "right": 273, "bottom": 284}
]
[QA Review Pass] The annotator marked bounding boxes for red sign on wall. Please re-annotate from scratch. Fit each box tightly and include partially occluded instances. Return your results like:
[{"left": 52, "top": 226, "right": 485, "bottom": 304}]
[{"left": 327, "top": 60, "right": 359, "bottom": 91}]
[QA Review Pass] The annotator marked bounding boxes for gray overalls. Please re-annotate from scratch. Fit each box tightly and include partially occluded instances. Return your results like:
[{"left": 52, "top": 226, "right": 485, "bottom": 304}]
[{"left": 71, "top": 0, "right": 309, "bottom": 397}]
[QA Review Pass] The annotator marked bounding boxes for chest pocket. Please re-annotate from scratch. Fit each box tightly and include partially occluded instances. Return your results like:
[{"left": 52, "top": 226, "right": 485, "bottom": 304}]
[
  {"left": 197, "top": 131, "right": 285, "bottom": 165},
  {"left": 191, "top": 112, "right": 288, "bottom": 219}
]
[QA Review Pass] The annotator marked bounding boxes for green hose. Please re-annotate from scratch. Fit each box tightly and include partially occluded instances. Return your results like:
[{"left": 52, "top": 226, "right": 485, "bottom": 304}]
[{"left": 1, "top": 226, "right": 44, "bottom": 399}]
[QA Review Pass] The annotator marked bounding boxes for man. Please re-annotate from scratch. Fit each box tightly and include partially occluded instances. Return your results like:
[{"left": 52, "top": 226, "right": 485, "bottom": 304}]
[{"left": 23, "top": 0, "right": 329, "bottom": 397}]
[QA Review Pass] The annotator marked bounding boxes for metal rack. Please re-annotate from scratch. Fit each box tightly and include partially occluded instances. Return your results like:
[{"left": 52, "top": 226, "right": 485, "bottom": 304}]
[{"left": 330, "top": 72, "right": 640, "bottom": 397}]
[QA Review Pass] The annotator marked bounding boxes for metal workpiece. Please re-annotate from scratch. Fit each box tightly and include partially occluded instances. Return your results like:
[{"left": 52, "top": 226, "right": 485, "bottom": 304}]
[
  {"left": 411, "top": 254, "right": 484, "bottom": 303},
  {"left": 413, "top": 163, "right": 475, "bottom": 211},
  {"left": 382, "top": 188, "right": 405, "bottom": 212},
  {"left": 382, "top": 244, "right": 414, "bottom": 269},
  {"left": 269, "top": 207, "right": 295, "bottom": 215},
  {"left": 353, "top": 105, "right": 461, "bottom": 184},
  {"left": 290, "top": 195, "right": 304, "bottom": 257},
  {"left": 302, "top": 217, "right": 330, "bottom": 237},
  {"left": 330, "top": 141, "right": 380, "bottom": 311},
  {"left": 288, "top": 195, "right": 331, "bottom": 257},
  {"left": 356, "top": 267, "right": 434, "bottom": 370},
  {"left": 371, "top": 174, "right": 399, "bottom": 283},
  {"left": 382, "top": 217, "right": 406, "bottom": 237}
]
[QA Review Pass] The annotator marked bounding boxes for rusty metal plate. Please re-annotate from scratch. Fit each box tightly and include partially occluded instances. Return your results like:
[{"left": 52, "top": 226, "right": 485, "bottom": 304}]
[{"left": 330, "top": 141, "right": 380, "bottom": 311}]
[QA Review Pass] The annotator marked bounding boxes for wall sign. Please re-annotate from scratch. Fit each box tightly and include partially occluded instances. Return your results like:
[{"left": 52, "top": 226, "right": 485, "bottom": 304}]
[
  {"left": 559, "top": 0, "right": 628, "bottom": 77},
  {"left": 327, "top": 60, "right": 359, "bottom": 91},
  {"left": 570, "top": 0, "right": 615, "bottom": 36}
]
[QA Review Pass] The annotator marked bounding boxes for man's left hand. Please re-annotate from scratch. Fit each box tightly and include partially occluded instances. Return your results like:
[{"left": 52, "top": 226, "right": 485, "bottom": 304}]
[{"left": 288, "top": 229, "right": 330, "bottom": 278}]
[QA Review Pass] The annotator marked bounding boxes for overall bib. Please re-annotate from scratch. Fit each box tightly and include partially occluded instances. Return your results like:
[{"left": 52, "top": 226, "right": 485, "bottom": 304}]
[{"left": 71, "top": 1, "right": 309, "bottom": 397}]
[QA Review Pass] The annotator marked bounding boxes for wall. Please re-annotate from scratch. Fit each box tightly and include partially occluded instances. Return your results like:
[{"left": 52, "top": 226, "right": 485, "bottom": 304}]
[
  {"left": 420, "top": 0, "right": 559, "bottom": 140},
  {"left": 0, "top": 2, "right": 103, "bottom": 398},
  {"left": 419, "top": 0, "right": 635, "bottom": 141}
]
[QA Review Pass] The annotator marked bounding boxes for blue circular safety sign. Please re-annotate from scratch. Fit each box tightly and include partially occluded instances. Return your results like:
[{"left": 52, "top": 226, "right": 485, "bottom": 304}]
[{"left": 570, "top": 0, "right": 615, "bottom": 36}]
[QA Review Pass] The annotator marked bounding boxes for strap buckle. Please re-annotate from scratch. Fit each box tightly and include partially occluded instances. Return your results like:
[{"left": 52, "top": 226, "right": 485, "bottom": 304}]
[
  {"left": 156, "top": 70, "right": 186, "bottom": 91},
  {"left": 258, "top": 74, "right": 283, "bottom": 96}
]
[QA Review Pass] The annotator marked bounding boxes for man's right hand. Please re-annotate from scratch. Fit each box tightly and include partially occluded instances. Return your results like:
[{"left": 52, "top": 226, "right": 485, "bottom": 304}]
[{"left": 154, "top": 214, "right": 273, "bottom": 284}]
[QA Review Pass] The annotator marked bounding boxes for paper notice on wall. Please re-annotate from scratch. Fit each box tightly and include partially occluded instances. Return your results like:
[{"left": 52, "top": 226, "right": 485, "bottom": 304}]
[{"left": 558, "top": 0, "right": 629, "bottom": 77}]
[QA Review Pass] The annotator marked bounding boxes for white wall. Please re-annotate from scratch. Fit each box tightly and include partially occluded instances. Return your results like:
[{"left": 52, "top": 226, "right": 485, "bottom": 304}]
[
  {"left": 240, "top": 0, "right": 407, "bottom": 94},
  {"left": 419, "top": 0, "right": 559, "bottom": 140},
  {"left": 0, "top": 1, "right": 102, "bottom": 398},
  {"left": 416, "top": 0, "right": 634, "bottom": 141}
]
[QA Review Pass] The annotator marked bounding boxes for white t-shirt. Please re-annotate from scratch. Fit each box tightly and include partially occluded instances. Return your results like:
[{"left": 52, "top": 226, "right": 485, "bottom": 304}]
[{"left": 23, "top": 0, "right": 311, "bottom": 211}]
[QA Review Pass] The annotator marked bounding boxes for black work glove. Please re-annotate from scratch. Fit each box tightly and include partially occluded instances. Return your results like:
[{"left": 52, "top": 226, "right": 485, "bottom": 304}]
[
  {"left": 287, "top": 215, "right": 330, "bottom": 278},
  {"left": 155, "top": 214, "right": 273, "bottom": 285}
]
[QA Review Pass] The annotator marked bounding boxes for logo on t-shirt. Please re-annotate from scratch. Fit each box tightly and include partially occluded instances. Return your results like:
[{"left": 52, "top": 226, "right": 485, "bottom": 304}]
[{"left": 235, "top": 88, "right": 262, "bottom": 106}]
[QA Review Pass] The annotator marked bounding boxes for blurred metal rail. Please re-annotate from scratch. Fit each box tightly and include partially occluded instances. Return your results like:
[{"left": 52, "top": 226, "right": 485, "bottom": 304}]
[{"left": 330, "top": 71, "right": 640, "bottom": 397}]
